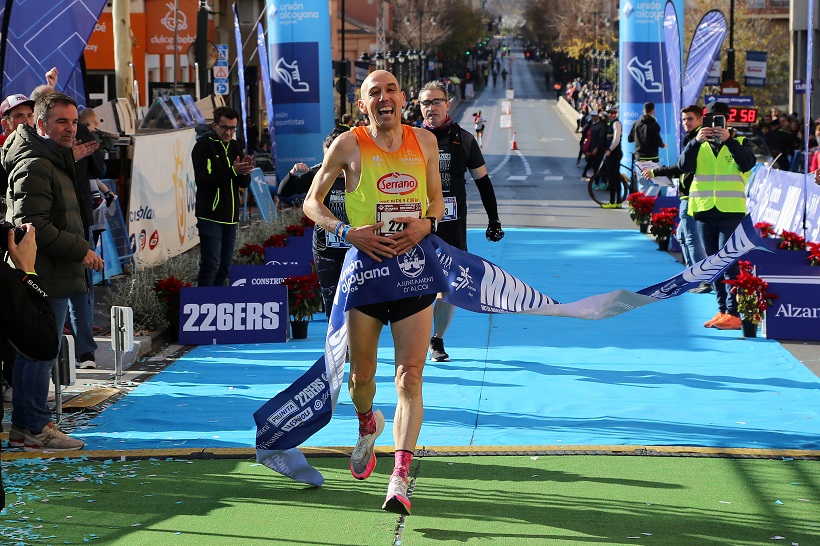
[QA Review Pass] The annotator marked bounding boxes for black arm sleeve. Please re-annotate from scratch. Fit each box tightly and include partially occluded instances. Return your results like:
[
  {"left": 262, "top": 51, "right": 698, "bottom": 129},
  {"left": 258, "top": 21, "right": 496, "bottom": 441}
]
[
  {"left": 0, "top": 266, "right": 58, "bottom": 361},
  {"left": 474, "top": 174, "right": 499, "bottom": 223},
  {"left": 278, "top": 167, "right": 320, "bottom": 199},
  {"left": 652, "top": 164, "right": 682, "bottom": 178},
  {"left": 725, "top": 138, "right": 758, "bottom": 173}
]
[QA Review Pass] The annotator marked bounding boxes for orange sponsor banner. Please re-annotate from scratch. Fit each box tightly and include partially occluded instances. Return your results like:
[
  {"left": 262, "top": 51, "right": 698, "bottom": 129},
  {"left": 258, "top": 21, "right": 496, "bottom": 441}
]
[
  {"left": 145, "top": 0, "right": 208, "bottom": 55},
  {"left": 85, "top": 13, "right": 147, "bottom": 70}
]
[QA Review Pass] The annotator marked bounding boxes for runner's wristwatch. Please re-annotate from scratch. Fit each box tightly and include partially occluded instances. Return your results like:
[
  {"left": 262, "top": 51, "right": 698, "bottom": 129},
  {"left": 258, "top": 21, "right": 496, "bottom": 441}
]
[{"left": 425, "top": 216, "right": 438, "bottom": 235}]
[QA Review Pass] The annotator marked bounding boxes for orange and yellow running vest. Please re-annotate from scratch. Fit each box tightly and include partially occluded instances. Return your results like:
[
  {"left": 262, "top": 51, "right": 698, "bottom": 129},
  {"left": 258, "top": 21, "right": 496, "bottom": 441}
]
[{"left": 346, "top": 125, "right": 429, "bottom": 227}]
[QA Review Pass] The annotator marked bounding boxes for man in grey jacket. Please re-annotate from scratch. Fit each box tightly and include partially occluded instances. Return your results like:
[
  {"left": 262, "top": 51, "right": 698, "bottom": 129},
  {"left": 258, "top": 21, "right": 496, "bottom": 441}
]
[{"left": 3, "top": 92, "right": 102, "bottom": 451}]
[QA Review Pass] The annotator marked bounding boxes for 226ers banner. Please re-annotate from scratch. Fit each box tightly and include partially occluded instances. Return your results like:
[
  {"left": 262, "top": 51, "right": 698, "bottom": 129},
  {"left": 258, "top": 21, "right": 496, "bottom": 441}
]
[
  {"left": 128, "top": 129, "right": 199, "bottom": 267},
  {"left": 179, "top": 286, "right": 288, "bottom": 345}
]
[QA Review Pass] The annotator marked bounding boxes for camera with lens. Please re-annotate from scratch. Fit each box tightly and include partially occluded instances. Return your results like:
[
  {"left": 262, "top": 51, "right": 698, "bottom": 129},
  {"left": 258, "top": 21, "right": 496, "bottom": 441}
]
[{"left": 0, "top": 221, "right": 27, "bottom": 252}]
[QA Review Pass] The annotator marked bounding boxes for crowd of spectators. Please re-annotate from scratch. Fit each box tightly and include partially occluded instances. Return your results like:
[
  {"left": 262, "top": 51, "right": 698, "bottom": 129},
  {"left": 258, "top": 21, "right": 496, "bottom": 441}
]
[
  {"left": 749, "top": 108, "right": 819, "bottom": 173},
  {"left": 563, "top": 79, "right": 618, "bottom": 128}
]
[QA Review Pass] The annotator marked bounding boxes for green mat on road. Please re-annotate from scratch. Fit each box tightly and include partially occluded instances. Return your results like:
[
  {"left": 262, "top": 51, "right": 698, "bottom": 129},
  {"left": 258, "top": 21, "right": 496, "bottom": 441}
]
[{"left": 2, "top": 455, "right": 818, "bottom": 545}]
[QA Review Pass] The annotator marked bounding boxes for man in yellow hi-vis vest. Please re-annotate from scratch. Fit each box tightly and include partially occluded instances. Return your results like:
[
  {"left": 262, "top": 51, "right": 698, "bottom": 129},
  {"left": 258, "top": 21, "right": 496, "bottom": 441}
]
[{"left": 676, "top": 101, "right": 756, "bottom": 330}]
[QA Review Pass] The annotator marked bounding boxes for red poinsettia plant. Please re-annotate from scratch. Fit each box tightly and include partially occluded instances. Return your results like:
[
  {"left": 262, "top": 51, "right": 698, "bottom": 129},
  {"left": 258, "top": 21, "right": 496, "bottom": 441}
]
[
  {"left": 754, "top": 221, "right": 776, "bottom": 238},
  {"left": 282, "top": 272, "right": 322, "bottom": 321},
  {"left": 807, "top": 241, "right": 820, "bottom": 266},
  {"left": 237, "top": 243, "right": 265, "bottom": 265},
  {"left": 649, "top": 207, "right": 679, "bottom": 240},
  {"left": 300, "top": 215, "right": 315, "bottom": 227},
  {"left": 723, "top": 261, "right": 777, "bottom": 324},
  {"left": 627, "top": 192, "right": 657, "bottom": 225},
  {"left": 778, "top": 230, "right": 806, "bottom": 250},
  {"left": 285, "top": 224, "right": 306, "bottom": 237},
  {"left": 264, "top": 233, "right": 288, "bottom": 248},
  {"left": 153, "top": 275, "right": 192, "bottom": 331}
]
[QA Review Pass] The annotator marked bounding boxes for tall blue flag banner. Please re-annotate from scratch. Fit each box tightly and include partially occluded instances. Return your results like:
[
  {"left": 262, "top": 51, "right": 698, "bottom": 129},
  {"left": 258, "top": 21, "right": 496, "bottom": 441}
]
[
  {"left": 257, "top": 23, "right": 279, "bottom": 171},
  {"left": 743, "top": 51, "right": 767, "bottom": 88},
  {"left": 619, "top": 0, "right": 682, "bottom": 170},
  {"left": 255, "top": 216, "right": 767, "bottom": 485},
  {"left": 663, "top": 1, "right": 682, "bottom": 156},
  {"left": 232, "top": 3, "right": 248, "bottom": 155},
  {"left": 683, "top": 11, "right": 727, "bottom": 108},
  {"left": 1, "top": 0, "right": 107, "bottom": 102},
  {"left": 804, "top": 0, "right": 815, "bottom": 182},
  {"left": 265, "top": 0, "right": 334, "bottom": 179}
]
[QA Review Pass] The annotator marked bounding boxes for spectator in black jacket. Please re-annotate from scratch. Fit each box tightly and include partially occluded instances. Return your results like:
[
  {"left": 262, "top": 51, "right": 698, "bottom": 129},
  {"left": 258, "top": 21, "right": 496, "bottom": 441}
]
[
  {"left": 583, "top": 111, "right": 608, "bottom": 179},
  {"left": 31, "top": 84, "right": 105, "bottom": 370},
  {"left": 1, "top": 224, "right": 60, "bottom": 508},
  {"left": 767, "top": 117, "right": 794, "bottom": 170},
  {"left": 628, "top": 102, "right": 666, "bottom": 162},
  {"left": 192, "top": 106, "right": 254, "bottom": 286},
  {"left": 4, "top": 92, "right": 102, "bottom": 453}
]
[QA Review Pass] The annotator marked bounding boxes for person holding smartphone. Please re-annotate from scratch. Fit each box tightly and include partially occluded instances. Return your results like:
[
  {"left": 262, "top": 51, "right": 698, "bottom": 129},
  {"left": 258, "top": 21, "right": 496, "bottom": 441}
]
[{"left": 676, "top": 101, "right": 757, "bottom": 331}]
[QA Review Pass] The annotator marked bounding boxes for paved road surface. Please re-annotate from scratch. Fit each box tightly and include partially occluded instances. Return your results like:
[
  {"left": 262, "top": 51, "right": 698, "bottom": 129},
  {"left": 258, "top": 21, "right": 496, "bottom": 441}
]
[{"left": 450, "top": 53, "right": 634, "bottom": 232}]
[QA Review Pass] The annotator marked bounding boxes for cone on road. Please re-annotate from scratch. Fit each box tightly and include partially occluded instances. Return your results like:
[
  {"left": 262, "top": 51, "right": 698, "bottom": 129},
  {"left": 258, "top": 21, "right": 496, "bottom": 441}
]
[{"left": 510, "top": 131, "right": 518, "bottom": 150}]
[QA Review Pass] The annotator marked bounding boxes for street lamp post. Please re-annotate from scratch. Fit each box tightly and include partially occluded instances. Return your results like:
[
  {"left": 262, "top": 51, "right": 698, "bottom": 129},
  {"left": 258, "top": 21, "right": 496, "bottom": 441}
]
[
  {"left": 397, "top": 50, "right": 406, "bottom": 91},
  {"left": 408, "top": 49, "right": 418, "bottom": 93},
  {"left": 419, "top": 49, "right": 427, "bottom": 87}
]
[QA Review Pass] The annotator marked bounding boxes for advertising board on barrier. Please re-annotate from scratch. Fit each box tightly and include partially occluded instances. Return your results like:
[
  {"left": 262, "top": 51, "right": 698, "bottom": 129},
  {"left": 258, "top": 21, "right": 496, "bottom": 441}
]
[
  {"left": 748, "top": 168, "right": 820, "bottom": 242},
  {"left": 265, "top": 238, "right": 314, "bottom": 266},
  {"left": 128, "top": 128, "right": 199, "bottom": 267},
  {"left": 178, "top": 286, "right": 288, "bottom": 345},
  {"left": 229, "top": 264, "right": 313, "bottom": 287},
  {"left": 762, "top": 267, "right": 820, "bottom": 342},
  {"left": 248, "top": 168, "right": 277, "bottom": 223}
]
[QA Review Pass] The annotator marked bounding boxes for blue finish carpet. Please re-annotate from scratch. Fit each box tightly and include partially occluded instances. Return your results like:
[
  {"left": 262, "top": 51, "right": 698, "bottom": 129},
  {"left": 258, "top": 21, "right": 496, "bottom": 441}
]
[{"left": 77, "top": 229, "right": 820, "bottom": 452}]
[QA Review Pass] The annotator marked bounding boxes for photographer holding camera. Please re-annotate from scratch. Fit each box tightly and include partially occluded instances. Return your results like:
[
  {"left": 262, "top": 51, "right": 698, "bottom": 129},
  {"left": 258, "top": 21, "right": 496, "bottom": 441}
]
[
  {"left": 1, "top": 223, "right": 60, "bottom": 508},
  {"left": 676, "top": 101, "right": 757, "bottom": 331}
]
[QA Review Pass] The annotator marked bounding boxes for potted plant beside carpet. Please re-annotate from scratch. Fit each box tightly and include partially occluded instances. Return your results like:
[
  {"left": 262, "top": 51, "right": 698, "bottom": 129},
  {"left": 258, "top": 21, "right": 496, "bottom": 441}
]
[
  {"left": 282, "top": 272, "right": 322, "bottom": 339},
  {"left": 627, "top": 192, "right": 657, "bottom": 233},
  {"left": 649, "top": 207, "right": 679, "bottom": 251},
  {"left": 723, "top": 261, "right": 777, "bottom": 338},
  {"left": 153, "top": 275, "right": 192, "bottom": 340}
]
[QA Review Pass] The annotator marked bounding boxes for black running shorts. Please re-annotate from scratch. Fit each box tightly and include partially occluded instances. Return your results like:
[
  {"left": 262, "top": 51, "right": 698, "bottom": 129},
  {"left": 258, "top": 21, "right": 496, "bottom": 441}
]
[
  {"left": 436, "top": 217, "right": 467, "bottom": 251},
  {"left": 355, "top": 294, "right": 436, "bottom": 325}
]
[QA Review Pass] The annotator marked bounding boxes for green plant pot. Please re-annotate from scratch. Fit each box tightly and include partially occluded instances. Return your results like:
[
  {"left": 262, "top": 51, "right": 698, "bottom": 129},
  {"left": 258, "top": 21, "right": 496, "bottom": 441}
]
[
  {"left": 291, "top": 320, "right": 309, "bottom": 340},
  {"left": 741, "top": 320, "right": 758, "bottom": 338}
]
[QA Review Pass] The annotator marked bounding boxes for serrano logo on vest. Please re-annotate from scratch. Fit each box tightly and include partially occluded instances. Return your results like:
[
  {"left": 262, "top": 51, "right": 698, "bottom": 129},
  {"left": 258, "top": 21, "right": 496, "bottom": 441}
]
[
  {"left": 398, "top": 246, "right": 425, "bottom": 278},
  {"left": 377, "top": 172, "right": 418, "bottom": 195}
]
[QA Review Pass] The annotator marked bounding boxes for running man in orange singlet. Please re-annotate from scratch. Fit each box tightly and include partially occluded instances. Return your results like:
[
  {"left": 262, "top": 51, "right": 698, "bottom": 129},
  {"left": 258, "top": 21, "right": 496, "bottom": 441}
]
[{"left": 304, "top": 70, "right": 443, "bottom": 515}]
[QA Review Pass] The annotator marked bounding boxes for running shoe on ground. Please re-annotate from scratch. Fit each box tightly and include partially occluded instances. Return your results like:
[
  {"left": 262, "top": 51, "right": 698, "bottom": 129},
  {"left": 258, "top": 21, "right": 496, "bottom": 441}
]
[
  {"left": 77, "top": 352, "right": 96, "bottom": 369},
  {"left": 8, "top": 424, "right": 26, "bottom": 448},
  {"left": 1, "top": 378, "right": 11, "bottom": 403},
  {"left": 350, "top": 409, "right": 384, "bottom": 480},
  {"left": 429, "top": 337, "right": 449, "bottom": 362},
  {"left": 704, "top": 312, "right": 725, "bottom": 328},
  {"left": 24, "top": 422, "right": 85, "bottom": 452},
  {"left": 689, "top": 282, "right": 713, "bottom": 294},
  {"left": 382, "top": 474, "right": 412, "bottom": 515},
  {"left": 713, "top": 314, "right": 742, "bottom": 330}
]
